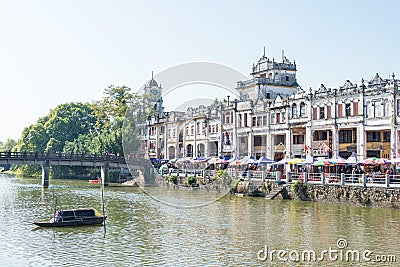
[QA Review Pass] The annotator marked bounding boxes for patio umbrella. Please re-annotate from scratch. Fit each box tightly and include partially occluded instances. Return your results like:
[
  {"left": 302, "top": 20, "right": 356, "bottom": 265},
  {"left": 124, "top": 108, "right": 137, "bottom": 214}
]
[
  {"left": 240, "top": 156, "right": 255, "bottom": 165},
  {"left": 228, "top": 157, "right": 241, "bottom": 166},
  {"left": 254, "top": 156, "right": 276, "bottom": 165},
  {"left": 288, "top": 158, "right": 304, "bottom": 165},
  {"left": 193, "top": 157, "right": 209, "bottom": 163},
  {"left": 345, "top": 156, "right": 359, "bottom": 165},
  {"left": 361, "top": 158, "right": 378, "bottom": 165},
  {"left": 158, "top": 164, "right": 168, "bottom": 174},
  {"left": 375, "top": 158, "right": 389, "bottom": 165},
  {"left": 169, "top": 158, "right": 179, "bottom": 164},
  {"left": 313, "top": 158, "right": 331, "bottom": 166},
  {"left": 327, "top": 156, "right": 346, "bottom": 165},
  {"left": 272, "top": 157, "right": 291, "bottom": 165},
  {"left": 301, "top": 156, "right": 317, "bottom": 165},
  {"left": 177, "top": 157, "right": 193, "bottom": 164},
  {"left": 208, "top": 157, "right": 228, "bottom": 164}
]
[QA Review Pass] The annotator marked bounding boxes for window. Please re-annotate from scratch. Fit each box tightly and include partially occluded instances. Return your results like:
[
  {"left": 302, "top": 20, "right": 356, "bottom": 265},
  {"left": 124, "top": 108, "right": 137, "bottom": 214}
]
[
  {"left": 276, "top": 113, "right": 281, "bottom": 124},
  {"left": 327, "top": 106, "right": 332, "bottom": 119},
  {"left": 345, "top": 103, "right": 351, "bottom": 116},
  {"left": 383, "top": 131, "right": 390, "bottom": 142},
  {"left": 252, "top": 117, "right": 257, "bottom": 127},
  {"left": 339, "top": 130, "right": 353, "bottom": 143},
  {"left": 367, "top": 132, "right": 381, "bottom": 142},
  {"left": 196, "top": 122, "right": 201, "bottom": 134},
  {"left": 190, "top": 125, "right": 194, "bottom": 135},
  {"left": 398, "top": 100, "right": 400, "bottom": 116},
  {"left": 225, "top": 111, "right": 233, "bottom": 124},
  {"left": 382, "top": 102, "right": 387, "bottom": 117},
  {"left": 293, "top": 135, "right": 305, "bottom": 144},
  {"left": 285, "top": 76, "right": 289, "bottom": 82},
  {"left": 274, "top": 135, "right": 285, "bottom": 145},
  {"left": 271, "top": 114, "right": 276, "bottom": 124},
  {"left": 262, "top": 116, "right": 267, "bottom": 125},
  {"left": 312, "top": 108, "right": 317, "bottom": 120},
  {"left": 281, "top": 112, "right": 286, "bottom": 123},
  {"left": 300, "top": 102, "right": 306, "bottom": 117},
  {"left": 319, "top": 107, "right": 325, "bottom": 119},
  {"left": 173, "top": 129, "right": 176, "bottom": 138},
  {"left": 254, "top": 136, "right": 262, "bottom": 146},
  {"left": 292, "top": 104, "right": 297, "bottom": 118},
  {"left": 160, "top": 126, "right": 165, "bottom": 134},
  {"left": 149, "top": 126, "right": 156, "bottom": 136},
  {"left": 313, "top": 131, "right": 328, "bottom": 141},
  {"left": 353, "top": 102, "right": 359, "bottom": 116},
  {"left": 338, "top": 104, "right": 343, "bottom": 118}
]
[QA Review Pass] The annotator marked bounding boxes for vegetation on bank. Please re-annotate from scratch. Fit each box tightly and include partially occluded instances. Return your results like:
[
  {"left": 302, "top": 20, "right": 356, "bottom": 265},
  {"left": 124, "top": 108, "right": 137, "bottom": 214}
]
[{"left": 5, "top": 85, "right": 153, "bottom": 179}]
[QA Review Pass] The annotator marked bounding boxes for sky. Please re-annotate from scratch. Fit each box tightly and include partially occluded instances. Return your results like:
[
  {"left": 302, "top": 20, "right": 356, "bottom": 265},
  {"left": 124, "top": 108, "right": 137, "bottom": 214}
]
[{"left": 1, "top": 0, "right": 400, "bottom": 142}]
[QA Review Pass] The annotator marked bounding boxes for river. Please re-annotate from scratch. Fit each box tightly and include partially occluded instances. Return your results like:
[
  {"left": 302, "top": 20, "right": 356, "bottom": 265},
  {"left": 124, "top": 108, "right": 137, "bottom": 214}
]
[{"left": 1, "top": 173, "right": 400, "bottom": 266}]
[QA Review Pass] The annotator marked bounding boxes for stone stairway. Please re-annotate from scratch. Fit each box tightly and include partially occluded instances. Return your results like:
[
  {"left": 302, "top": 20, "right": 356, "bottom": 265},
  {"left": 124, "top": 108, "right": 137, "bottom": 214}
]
[{"left": 265, "top": 185, "right": 286, "bottom": 200}]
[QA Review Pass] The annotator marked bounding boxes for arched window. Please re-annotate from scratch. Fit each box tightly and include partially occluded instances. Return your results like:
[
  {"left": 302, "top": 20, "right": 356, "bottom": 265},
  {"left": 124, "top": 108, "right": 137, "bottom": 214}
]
[
  {"left": 168, "top": 146, "right": 175, "bottom": 159},
  {"left": 300, "top": 102, "right": 306, "bottom": 117},
  {"left": 186, "top": 144, "right": 193, "bottom": 157},
  {"left": 292, "top": 104, "right": 297, "bottom": 118}
]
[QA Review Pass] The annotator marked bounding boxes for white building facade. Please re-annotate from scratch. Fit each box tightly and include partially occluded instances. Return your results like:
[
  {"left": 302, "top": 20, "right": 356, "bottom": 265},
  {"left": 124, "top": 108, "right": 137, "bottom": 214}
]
[{"left": 142, "top": 52, "right": 400, "bottom": 162}]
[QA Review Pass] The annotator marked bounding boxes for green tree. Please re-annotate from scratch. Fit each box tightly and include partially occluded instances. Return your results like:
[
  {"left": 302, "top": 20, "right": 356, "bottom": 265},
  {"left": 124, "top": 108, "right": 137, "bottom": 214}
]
[
  {"left": 1, "top": 138, "right": 17, "bottom": 150},
  {"left": 15, "top": 102, "right": 99, "bottom": 153}
]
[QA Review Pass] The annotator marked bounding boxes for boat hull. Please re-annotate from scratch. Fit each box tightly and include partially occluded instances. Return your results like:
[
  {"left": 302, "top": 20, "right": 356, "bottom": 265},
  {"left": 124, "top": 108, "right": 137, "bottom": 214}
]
[{"left": 34, "top": 216, "right": 106, "bottom": 227}]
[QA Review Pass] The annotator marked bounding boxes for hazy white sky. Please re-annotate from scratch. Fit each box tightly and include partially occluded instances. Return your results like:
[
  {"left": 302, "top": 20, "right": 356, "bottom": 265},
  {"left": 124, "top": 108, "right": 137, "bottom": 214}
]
[{"left": 1, "top": 0, "right": 400, "bottom": 142}]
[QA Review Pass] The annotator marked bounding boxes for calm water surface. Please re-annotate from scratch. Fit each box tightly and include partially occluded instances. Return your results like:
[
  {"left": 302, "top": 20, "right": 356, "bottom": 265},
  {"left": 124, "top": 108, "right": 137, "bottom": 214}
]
[{"left": 1, "top": 174, "right": 400, "bottom": 266}]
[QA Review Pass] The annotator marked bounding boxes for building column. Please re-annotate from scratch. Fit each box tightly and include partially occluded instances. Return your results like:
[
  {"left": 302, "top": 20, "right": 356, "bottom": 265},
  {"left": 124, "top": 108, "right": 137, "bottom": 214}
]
[
  {"left": 248, "top": 131, "right": 253, "bottom": 156},
  {"left": 358, "top": 124, "right": 365, "bottom": 159},
  {"left": 306, "top": 125, "right": 312, "bottom": 157},
  {"left": 41, "top": 160, "right": 50, "bottom": 188},
  {"left": 391, "top": 126, "right": 397, "bottom": 159},
  {"left": 285, "top": 130, "right": 291, "bottom": 157},
  {"left": 332, "top": 126, "right": 339, "bottom": 157}
]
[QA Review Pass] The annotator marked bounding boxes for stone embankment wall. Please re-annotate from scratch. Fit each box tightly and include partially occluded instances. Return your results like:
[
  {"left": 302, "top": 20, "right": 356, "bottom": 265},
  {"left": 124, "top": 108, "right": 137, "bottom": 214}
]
[
  {"left": 284, "top": 182, "right": 400, "bottom": 209},
  {"left": 155, "top": 174, "right": 233, "bottom": 193}
]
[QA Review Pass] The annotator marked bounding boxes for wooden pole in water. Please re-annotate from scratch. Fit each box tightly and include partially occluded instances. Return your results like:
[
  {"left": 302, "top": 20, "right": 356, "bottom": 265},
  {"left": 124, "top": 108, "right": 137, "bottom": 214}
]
[{"left": 101, "top": 182, "right": 106, "bottom": 235}]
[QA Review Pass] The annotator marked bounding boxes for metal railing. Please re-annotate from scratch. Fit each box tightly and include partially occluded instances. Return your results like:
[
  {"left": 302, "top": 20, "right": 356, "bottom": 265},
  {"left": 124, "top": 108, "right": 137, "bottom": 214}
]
[
  {"left": 160, "top": 168, "right": 400, "bottom": 188},
  {"left": 0, "top": 151, "right": 126, "bottom": 164}
]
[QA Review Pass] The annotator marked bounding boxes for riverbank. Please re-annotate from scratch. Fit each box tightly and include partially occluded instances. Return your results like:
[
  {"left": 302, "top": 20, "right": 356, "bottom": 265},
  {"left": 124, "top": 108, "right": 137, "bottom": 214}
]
[
  {"left": 284, "top": 182, "right": 400, "bottom": 209},
  {"left": 156, "top": 172, "right": 400, "bottom": 209}
]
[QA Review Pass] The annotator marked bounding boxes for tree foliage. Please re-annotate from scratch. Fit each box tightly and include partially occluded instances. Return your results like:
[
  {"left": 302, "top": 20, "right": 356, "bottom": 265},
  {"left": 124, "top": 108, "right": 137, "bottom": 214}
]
[
  {"left": 0, "top": 139, "right": 17, "bottom": 150},
  {"left": 12, "top": 85, "right": 152, "bottom": 178},
  {"left": 15, "top": 102, "right": 99, "bottom": 153}
]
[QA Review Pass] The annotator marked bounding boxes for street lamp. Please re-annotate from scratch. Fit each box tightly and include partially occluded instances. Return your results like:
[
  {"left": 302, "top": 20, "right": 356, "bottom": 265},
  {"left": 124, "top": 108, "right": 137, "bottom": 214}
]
[{"left": 233, "top": 99, "right": 239, "bottom": 159}]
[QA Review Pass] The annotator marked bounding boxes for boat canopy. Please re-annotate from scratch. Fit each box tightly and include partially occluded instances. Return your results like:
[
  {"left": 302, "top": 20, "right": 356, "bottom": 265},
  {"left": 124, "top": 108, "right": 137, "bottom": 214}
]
[{"left": 58, "top": 208, "right": 97, "bottom": 221}]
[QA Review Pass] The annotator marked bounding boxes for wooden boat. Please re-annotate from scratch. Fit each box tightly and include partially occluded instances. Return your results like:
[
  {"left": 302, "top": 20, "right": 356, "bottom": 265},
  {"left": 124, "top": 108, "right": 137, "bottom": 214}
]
[{"left": 33, "top": 208, "right": 106, "bottom": 227}]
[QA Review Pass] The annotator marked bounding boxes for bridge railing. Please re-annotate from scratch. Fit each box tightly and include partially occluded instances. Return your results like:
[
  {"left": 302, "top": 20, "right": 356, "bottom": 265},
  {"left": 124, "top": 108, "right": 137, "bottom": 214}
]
[{"left": 0, "top": 151, "right": 126, "bottom": 164}]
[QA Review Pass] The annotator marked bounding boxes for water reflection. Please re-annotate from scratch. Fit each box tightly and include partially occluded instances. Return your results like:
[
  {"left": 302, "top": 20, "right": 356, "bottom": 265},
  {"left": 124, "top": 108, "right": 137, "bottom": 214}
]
[{"left": 1, "top": 174, "right": 400, "bottom": 266}]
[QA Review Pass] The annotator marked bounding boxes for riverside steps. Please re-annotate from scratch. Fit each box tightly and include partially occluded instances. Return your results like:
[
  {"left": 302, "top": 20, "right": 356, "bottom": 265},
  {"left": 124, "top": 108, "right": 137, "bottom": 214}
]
[{"left": 0, "top": 151, "right": 132, "bottom": 188}]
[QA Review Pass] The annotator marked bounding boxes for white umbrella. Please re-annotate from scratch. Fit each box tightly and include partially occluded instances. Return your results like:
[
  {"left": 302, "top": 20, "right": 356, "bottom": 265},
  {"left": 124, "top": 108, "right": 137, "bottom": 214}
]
[
  {"left": 272, "top": 157, "right": 291, "bottom": 165},
  {"left": 254, "top": 156, "right": 275, "bottom": 165}
]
